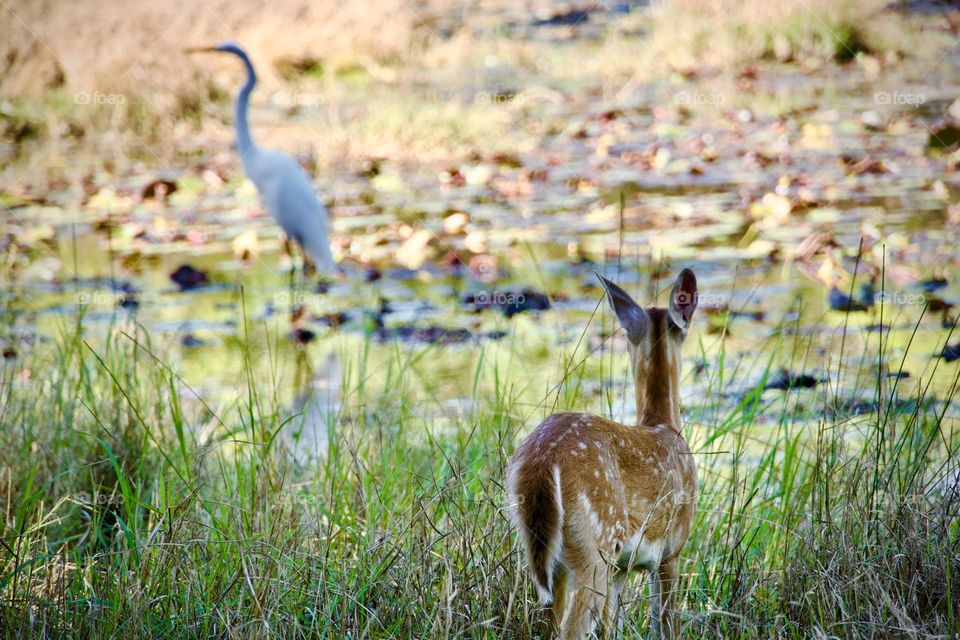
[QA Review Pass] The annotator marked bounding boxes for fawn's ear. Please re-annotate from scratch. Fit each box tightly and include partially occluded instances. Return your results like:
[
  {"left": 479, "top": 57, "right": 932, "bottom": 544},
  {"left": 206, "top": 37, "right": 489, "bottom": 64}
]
[
  {"left": 596, "top": 273, "right": 649, "bottom": 345},
  {"left": 668, "top": 268, "right": 698, "bottom": 332}
]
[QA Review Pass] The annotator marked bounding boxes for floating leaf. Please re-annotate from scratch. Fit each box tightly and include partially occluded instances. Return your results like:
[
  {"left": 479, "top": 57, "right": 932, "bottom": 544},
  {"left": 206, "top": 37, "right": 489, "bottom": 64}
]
[
  {"left": 395, "top": 229, "right": 435, "bottom": 269},
  {"left": 764, "top": 369, "right": 822, "bottom": 391},
  {"left": 942, "top": 342, "right": 960, "bottom": 363},
  {"left": 170, "top": 265, "right": 209, "bottom": 291},
  {"left": 829, "top": 286, "right": 869, "bottom": 312},
  {"left": 443, "top": 212, "right": 469, "bottom": 235},
  {"left": 928, "top": 126, "right": 960, "bottom": 151}
]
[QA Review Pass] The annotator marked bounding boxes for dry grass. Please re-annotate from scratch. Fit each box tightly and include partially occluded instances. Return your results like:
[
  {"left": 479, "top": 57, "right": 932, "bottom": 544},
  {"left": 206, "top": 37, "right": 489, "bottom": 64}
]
[
  {"left": 0, "top": 0, "right": 465, "bottom": 173},
  {"left": 1, "top": 0, "right": 439, "bottom": 97},
  {"left": 646, "top": 0, "right": 916, "bottom": 72},
  {"left": 1, "top": 0, "right": 940, "bottom": 177}
]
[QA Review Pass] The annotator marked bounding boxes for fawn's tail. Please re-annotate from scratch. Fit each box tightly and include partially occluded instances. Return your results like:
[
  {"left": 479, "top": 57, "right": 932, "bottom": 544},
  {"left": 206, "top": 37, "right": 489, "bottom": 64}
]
[{"left": 510, "top": 462, "right": 564, "bottom": 603}]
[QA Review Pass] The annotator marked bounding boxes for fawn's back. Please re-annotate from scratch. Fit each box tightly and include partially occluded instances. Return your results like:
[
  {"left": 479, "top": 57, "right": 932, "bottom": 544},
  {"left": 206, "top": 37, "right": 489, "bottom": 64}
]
[{"left": 507, "top": 270, "right": 699, "bottom": 640}]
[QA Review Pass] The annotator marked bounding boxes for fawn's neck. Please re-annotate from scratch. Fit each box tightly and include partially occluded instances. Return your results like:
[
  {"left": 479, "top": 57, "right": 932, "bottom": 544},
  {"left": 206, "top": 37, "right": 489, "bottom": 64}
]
[{"left": 634, "top": 309, "right": 682, "bottom": 431}]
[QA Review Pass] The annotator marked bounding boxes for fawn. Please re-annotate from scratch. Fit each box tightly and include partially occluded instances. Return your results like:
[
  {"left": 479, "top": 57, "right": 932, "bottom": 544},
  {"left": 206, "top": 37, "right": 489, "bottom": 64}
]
[{"left": 507, "top": 269, "right": 699, "bottom": 640}]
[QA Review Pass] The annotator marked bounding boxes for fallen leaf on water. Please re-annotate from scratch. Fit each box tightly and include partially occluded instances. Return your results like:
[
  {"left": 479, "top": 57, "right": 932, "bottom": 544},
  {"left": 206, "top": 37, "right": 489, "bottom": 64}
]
[
  {"left": 182, "top": 334, "right": 207, "bottom": 348},
  {"left": 928, "top": 126, "right": 960, "bottom": 152},
  {"left": 316, "top": 312, "right": 349, "bottom": 328},
  {"left": 468, "top": 254, "right": 499, "bottom": 282},
  {"left": 290, "top": 328, "right": 316, "bottom": 346},
  {"left": 860, "top": 110, "right": 885, "bottom": 131},
  {"left": 464, "top": 231, "right": 488, "bottom": 254},
  {"left": 20, "top": 257, "right": 62, "bottom": 282},
  {"left": 839, "top": 154, "right": 889, "bottom": 176},
  {"left": 394, "top": 229, "right": 435, "bottom": 270},
  {"left": 800, "top": 123, "right": 834, "bottom": 150},
  {"left": 20, "top": 223, "right": 56, "bottom": 247},
  {"left": 463, "top": 164, "right": 494, "bottom": 186},
  {"left": 371, "top": 172, "right": 405, "bottom": 193},
  {"left": 926, "top": 295, "right": 954, "bottom": 312},
  {"left": 941, "top": 342, "right": 960, "bottom": 363},
  {"left": 153, "top": 216, "right": 171, "bottom": 238},
  {"left": 443, "top": 212, "right": 469, "bottom": 235},
  {"left": 887, "top": 265, "right": 920, "bottom": 286},
  {"left": 764, "top": 369, "right": 822, "bottom": 391},
  {"left": 462, "top": 288, "right": 551, "bottom": 317},
  {"left": 829, "top": 286, "right": 869, "bottom": 312},
  {"left": 141, "top": 179, "right": 177, "bottom": 202},
  {"left": 794, "top": 229, "right": 839, "bottom": 263},
  {"left": 170, "top": 265, "right": 208, "bottom": 291},
  {"left": 750, "top": 192, "right": 793, "bottom": 225},
  {"left": 949, "top": 98, "right": 960, "bottom": 122},
  {"left": 87, "top": 186, "right": 132, "bottom": 212},
  {"left": 185, "top": 229, "right": 209, "bottom": 246},
  {"left": 920, "top": 277, "right": 948, "bottom": 292},
  {"left": 118, "top": 294, "right": 139, "bottom": 310},
  {"left": 201, "top": 169, "right": 225, "bottom": 187},
  {"left": 652, "top": 147, "right": 672, "bottom": 172},
  {"left": 233, "top": 229, "right": 260, "bottom": 261},
  {"left": 377, "top": 325, "right": 472, "bottom": 345}
]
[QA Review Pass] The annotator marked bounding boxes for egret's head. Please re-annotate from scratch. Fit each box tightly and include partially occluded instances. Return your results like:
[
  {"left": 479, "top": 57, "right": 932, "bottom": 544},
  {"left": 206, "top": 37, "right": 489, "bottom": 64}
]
[
  {"left": 186, "top": 41, "right": 248, "bottom": 58},
  {"left": 212, "top": 42, "right": 246, "bottom": 57}
]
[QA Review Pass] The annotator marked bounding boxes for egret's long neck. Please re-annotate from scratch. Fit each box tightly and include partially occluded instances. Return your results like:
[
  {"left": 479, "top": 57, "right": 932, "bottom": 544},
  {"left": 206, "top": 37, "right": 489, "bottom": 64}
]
[{"left": 234, "top": 51, "right": 257, "bottom": 157}]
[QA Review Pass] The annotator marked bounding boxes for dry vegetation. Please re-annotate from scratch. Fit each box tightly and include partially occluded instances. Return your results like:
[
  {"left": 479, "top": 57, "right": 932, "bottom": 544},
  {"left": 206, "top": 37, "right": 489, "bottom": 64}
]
[
  {"left": 0, "top": 0, "right": 934, "bottom": 175},
  {"left": 645, "top": 0, "right": 911, "bottom": 71}
]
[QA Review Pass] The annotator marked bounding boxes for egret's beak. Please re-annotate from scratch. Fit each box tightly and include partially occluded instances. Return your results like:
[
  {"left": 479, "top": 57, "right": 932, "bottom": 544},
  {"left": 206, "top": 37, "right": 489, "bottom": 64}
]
[{"left": 185, "top": 46, "right": 218, "bottom": 54}]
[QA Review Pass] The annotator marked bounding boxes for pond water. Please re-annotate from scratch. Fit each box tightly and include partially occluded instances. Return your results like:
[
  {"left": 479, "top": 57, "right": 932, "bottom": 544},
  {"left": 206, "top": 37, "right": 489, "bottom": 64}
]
[{"left": 3, "top": 58, "right": 960, "bottom": 450}]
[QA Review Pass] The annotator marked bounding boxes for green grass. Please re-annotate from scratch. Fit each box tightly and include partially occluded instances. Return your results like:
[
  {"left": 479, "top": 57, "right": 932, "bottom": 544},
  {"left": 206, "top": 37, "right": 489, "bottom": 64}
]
[{"left": 1, "top": 304, "right": 958, "bottom": 638}]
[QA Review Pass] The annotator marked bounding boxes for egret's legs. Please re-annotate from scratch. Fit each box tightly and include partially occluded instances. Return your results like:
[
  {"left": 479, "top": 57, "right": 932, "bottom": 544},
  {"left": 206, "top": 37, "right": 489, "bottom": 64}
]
[{"left": 283, "top": 236, "right": 297, "bottom": 302}]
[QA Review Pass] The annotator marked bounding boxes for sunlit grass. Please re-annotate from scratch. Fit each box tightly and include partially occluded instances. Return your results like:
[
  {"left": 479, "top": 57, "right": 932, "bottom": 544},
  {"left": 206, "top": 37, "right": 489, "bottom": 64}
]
[{"left": 1, "top": 299, "right": 957, "bottom": 638}]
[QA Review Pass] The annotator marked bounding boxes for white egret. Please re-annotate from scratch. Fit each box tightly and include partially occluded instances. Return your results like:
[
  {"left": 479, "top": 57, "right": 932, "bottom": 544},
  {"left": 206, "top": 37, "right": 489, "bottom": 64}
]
[{"left": 191, "top": 42, "right": 335, "bottom": 273}]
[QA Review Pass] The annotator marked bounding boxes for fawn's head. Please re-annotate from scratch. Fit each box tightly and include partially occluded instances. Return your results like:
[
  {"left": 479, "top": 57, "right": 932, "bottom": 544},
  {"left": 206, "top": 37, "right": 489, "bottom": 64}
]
[{"left": 597, "top": 269, "right": 698, "bottom": 429}]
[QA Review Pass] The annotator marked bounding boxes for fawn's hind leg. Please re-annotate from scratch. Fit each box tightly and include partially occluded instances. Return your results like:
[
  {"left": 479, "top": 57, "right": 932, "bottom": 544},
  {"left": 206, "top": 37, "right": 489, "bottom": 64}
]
[
  {"left": 561, "top": 551, "right": 621, "bottom": 640},
  {"left": 648, "top": 556, "right": 679, "bottom": 640},
  {"left": 550, "top": 564, "right": 569, "bottom": 634}
]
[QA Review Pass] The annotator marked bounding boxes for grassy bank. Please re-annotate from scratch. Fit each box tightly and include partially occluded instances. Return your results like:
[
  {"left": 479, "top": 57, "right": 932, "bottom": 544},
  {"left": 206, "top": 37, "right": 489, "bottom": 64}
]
[{"left": 1, "top": 307, "right": 957, "bottom": 638}]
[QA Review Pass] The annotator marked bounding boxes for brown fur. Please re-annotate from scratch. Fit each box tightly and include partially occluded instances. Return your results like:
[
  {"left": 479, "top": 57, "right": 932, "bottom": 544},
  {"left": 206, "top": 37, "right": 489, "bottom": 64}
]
[
  {"left": 507, "top": 273, "right": 698, "bottom": 640},
  {"left": 514, "top": 459, "right": 562, "bottom": 596}
]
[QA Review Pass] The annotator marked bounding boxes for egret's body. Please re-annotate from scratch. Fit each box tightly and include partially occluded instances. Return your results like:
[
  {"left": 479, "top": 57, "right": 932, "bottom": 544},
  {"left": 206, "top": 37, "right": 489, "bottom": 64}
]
[{"left": 207, "top": 43, "right": 334, "bottom": 272}]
